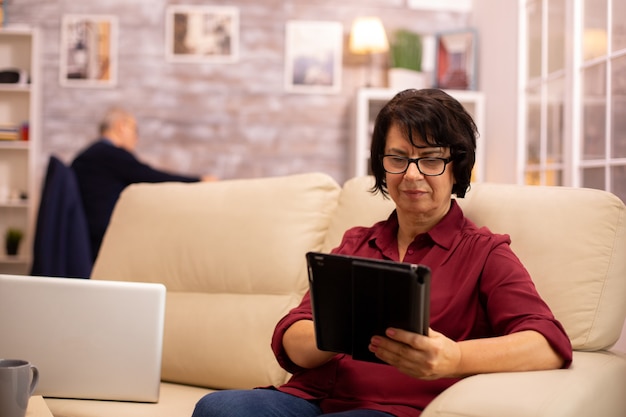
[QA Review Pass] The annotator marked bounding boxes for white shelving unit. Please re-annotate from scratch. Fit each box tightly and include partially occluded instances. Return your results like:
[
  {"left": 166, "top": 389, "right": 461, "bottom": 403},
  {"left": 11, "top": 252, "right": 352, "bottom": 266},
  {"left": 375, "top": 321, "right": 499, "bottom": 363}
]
[
  {"left": 0, "top": 27, "right": 40, "bottom": 274},
  {"left": 351, "top": 88, "right": 486, "bottom": 181}
]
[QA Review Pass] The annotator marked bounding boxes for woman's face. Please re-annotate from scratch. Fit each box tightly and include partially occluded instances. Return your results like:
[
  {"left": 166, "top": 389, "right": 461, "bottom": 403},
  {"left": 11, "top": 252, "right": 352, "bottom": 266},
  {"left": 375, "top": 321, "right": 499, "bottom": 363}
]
[{"left": 384, "top": 123, "right": 455, "bottom": 220}]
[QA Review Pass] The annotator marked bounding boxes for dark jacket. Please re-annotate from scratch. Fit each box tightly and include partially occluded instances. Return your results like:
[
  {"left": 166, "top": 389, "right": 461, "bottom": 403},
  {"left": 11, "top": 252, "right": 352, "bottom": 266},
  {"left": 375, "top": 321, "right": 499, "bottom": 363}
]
[
  {"left": 71, "top": 139, "right": 200, "bottom": 260},
  {"left": 31, "top": 155, "right": 92, "bottom": 278}
]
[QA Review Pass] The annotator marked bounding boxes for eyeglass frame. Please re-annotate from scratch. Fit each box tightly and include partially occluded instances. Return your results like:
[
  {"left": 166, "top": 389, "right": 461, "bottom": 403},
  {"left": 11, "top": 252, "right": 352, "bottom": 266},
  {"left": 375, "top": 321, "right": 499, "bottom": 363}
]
[{"left": 380, "top": 154, "right": 453, "bottom": 176}]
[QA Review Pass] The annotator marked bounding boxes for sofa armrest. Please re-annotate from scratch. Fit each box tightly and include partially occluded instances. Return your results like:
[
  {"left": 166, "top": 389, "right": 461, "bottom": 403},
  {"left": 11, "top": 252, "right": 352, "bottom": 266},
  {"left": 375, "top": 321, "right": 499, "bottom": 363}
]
[{"left": 422, "top": 351, "right": 626, "bottom": 417}]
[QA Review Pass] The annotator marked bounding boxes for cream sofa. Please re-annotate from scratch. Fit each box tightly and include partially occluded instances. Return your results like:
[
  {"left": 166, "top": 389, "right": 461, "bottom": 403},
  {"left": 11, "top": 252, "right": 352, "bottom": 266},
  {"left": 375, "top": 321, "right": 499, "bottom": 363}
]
[{"left": 45, "top": 173, "right": 626, "bottom": 417}]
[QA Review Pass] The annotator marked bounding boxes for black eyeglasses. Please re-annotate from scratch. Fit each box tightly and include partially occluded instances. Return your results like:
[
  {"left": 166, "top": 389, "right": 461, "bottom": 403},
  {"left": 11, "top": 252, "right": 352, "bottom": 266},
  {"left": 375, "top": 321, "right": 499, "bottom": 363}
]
[{"left": 381, "top": 155, "right": 452, "bottom": 176}]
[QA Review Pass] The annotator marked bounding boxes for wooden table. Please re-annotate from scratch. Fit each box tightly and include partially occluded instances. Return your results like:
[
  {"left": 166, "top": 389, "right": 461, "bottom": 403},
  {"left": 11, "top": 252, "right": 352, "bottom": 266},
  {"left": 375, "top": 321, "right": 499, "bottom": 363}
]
[{"left": 26, "top": 396, "right": 53, "bottom": 417}]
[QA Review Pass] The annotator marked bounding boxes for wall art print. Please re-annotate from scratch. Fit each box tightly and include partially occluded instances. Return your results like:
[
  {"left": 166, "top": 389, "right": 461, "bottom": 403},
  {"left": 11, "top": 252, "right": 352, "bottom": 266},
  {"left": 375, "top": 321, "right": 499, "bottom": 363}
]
[
  {"left": 284, "top": 20, "right": 343, "bottom": 94},
  {"left": 165, "top": 5, "right": 239, "bottom": 63},
  {"left": 59, "top": 14, "right": 118, "bottom": 88},
  {"left": 434, "top": 28, "right": 478, "bottom": 91}
]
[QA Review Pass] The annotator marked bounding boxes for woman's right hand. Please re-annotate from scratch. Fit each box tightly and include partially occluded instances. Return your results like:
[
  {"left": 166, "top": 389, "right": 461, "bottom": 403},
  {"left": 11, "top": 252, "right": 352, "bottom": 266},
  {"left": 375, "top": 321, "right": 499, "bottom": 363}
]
[{"left": 283, "top": 320, "right": 336, "bottom": 368}]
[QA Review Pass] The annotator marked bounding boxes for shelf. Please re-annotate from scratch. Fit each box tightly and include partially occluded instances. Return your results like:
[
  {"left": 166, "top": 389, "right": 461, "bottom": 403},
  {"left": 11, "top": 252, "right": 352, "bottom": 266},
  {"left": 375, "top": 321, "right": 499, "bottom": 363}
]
[
  {"left": 0, "top": 255, "right": 30, "bottom": 264},
  {"left": 0, "top": 200, "right": 29, "bottom": 208},
  {"left": 0, "top": 84, "right": 31, "bottom": 93},
  {"left": 0, "top": 26, "right": 35, "bottom": 36},
  {"left": 0, "top": 27, "right": 38, "bottom": 276},
  {"left": 0, "top": 141, "right": 29, "bottom": 150}
]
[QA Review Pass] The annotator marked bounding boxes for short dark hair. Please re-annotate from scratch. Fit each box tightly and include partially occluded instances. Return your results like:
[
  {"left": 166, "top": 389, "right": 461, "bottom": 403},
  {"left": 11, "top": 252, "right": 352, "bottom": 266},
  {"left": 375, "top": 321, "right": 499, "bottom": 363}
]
[{"left": 370, "top": 88, "right": 477, "bottom": 198}]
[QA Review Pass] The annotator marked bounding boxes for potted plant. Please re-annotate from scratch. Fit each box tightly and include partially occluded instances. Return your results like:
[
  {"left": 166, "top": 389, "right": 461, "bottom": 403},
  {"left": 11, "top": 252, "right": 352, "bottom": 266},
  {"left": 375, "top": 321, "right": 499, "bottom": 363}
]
[
  {"left": 5, "top": 227, "right": 23, "bottom": 256},
  {"left": 388, "top": 29, "right": 427, "bottom": 90}
]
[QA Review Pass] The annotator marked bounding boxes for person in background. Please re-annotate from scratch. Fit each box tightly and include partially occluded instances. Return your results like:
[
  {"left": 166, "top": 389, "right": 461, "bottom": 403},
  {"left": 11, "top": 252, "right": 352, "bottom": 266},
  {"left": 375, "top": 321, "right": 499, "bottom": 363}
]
[
  {"left": 71, "top": 107, "right": 216, "bottom": 262},
  {"left": 191, "top": 89, "right": 572, "bottom": 417}
]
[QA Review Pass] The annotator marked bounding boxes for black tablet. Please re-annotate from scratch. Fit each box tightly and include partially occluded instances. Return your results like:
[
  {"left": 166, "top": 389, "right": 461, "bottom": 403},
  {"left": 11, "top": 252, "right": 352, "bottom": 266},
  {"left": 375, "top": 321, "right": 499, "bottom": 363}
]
[{"left": 306, "top": 251, "right": 431, "bottom": 363}]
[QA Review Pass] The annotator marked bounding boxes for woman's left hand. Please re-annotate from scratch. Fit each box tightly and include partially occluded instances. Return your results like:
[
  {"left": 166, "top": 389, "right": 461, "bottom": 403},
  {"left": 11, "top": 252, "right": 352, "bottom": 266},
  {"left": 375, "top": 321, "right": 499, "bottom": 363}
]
[{"left": 369, "top": 327, "right": 462, "bottom": 380}]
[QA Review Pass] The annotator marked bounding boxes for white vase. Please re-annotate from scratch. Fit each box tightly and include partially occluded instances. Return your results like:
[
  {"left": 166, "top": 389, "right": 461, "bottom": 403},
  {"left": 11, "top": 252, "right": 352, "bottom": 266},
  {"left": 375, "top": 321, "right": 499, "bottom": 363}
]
[{"left": 387, "top": 68, "right": 429, "bottom": 91}]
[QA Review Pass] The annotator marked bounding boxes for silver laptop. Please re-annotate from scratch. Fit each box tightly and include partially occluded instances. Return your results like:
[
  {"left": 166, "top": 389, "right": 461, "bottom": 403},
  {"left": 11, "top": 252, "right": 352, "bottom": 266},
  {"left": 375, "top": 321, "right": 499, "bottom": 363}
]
[{"left": 0, "top": 274, "right": 166, "bottom": 402}]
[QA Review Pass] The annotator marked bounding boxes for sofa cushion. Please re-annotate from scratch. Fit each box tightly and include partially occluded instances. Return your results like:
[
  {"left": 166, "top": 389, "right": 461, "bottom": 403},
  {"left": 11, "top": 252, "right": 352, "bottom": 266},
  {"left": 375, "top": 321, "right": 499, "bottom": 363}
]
[
  {"left": 328, "top": 177, "right": 626, "bottom": 351},
  {"left": 91, "top": 173, "right": 341, "bottom": 389},
  {"left": 46, "top": 382, "right": 213, "bottom": 417}
]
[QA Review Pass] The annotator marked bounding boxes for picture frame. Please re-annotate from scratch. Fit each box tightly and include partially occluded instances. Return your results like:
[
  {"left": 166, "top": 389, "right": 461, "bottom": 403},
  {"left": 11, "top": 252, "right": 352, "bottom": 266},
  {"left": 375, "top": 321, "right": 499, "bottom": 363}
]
[
  {"left": 165, "top": 5, "right": 239, "bottom": 63},
  {"left": 284, "top": 21, "right": 343, "bottom": 94},
  {"left": 434, "top": 28, "right": 477, "bottom": 90},
  {"left": 59, "top": 14, "right": 118, "bottom": 88}
]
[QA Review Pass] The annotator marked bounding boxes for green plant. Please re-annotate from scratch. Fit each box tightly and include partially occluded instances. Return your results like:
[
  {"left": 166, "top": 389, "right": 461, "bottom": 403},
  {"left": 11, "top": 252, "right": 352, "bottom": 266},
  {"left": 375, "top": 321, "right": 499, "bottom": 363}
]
[
  {"left": 389, "top": 29, "right": 423, "bottom": 72},
  {"left": 6, "top": 228, "right": 23, "bottom": 241},
  {"left": 5, "top": 228, "right": 23, "bottom": 256}
]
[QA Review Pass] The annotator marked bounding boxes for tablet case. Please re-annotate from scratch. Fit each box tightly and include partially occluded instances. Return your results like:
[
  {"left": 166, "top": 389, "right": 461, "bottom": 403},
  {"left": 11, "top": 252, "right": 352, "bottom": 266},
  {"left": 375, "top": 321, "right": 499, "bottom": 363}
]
[{"left": 306, "top": 252, "right": 431, "bottom": 363}]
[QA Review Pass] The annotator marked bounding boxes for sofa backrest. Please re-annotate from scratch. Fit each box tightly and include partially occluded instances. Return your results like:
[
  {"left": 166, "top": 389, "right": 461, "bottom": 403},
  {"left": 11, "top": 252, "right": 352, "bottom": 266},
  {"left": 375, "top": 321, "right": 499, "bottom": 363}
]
[
  {"left": 457, "top": 182, "right": 626, "bottom": 351},
  {"left": 92, "top": 173, "right": 626, "bottom": 392},
  {"left": 91, "top": 173, "right": 341, "bottom": 390},
  {"left": 325, "top": 176, "right": 626, "bottom": 351}
]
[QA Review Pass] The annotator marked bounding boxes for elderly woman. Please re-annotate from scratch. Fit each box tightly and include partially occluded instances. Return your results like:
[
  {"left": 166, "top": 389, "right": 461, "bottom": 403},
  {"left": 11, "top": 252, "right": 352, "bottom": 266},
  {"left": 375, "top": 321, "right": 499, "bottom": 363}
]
[{"left": 192, "top": 89, "right": 572, "bottom": 417}]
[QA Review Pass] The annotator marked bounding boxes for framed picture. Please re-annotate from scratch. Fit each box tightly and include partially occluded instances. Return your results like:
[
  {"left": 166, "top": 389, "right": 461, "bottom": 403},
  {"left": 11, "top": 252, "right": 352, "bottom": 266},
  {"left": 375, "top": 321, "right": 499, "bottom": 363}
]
[
  {"left": 165, "top": 5, "right": 239, "bottom": 63},
  {"left": 284, "top": 21, "right": 343, "bottom": 94},
  {"left": 59, "top": 14, "right": 118, "bottom": 88},
  {"left": 434, "top": 29, "right": 477, "bottom": 90}
]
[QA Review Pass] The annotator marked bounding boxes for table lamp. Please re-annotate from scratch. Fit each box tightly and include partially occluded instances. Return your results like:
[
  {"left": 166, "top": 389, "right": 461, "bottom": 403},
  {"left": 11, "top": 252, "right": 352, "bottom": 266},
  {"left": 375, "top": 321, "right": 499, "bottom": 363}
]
[{"left": 349, "top": 16, "right": 389, "bottom": 87}]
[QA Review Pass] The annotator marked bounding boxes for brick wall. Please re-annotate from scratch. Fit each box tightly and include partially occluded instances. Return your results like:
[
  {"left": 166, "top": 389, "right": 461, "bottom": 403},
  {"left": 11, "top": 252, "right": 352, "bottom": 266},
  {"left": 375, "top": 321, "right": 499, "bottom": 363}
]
[{"left": 4, "top": 0, "right": 469, "bottom": 185}]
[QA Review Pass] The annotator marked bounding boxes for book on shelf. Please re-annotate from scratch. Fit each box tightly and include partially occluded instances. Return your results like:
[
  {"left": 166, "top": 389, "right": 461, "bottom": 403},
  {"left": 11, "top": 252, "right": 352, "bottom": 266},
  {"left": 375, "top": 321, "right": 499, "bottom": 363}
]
[{"left": 0, "top": 124, "right": 19, "bottom": 141}]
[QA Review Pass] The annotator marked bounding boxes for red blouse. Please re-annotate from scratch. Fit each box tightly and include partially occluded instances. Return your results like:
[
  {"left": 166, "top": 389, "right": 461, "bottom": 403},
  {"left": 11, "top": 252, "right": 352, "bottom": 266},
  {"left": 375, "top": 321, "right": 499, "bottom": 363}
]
[{"left": 271, "top": 200, "right": 572, "bottom": 417}]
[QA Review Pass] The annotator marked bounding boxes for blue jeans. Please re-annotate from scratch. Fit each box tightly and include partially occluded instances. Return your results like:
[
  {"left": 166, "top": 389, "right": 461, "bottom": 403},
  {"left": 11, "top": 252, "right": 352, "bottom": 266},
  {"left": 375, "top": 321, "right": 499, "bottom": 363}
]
[{"left": 192, "top": 388, "right": 393, "bottom": 417}]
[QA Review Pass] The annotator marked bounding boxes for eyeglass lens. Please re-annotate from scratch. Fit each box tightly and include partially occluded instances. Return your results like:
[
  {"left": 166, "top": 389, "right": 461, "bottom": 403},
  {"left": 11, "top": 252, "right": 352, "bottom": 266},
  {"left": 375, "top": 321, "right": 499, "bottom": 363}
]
[{"left": 382, "top": 156, "right": 448, "bottom": 176}]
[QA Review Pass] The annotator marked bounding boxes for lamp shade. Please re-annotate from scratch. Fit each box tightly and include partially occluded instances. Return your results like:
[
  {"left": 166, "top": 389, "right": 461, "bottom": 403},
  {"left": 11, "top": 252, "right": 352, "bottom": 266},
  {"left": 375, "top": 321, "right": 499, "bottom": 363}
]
[{"left": 349, "top": 17, "right": 389, "bottom": 54}]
